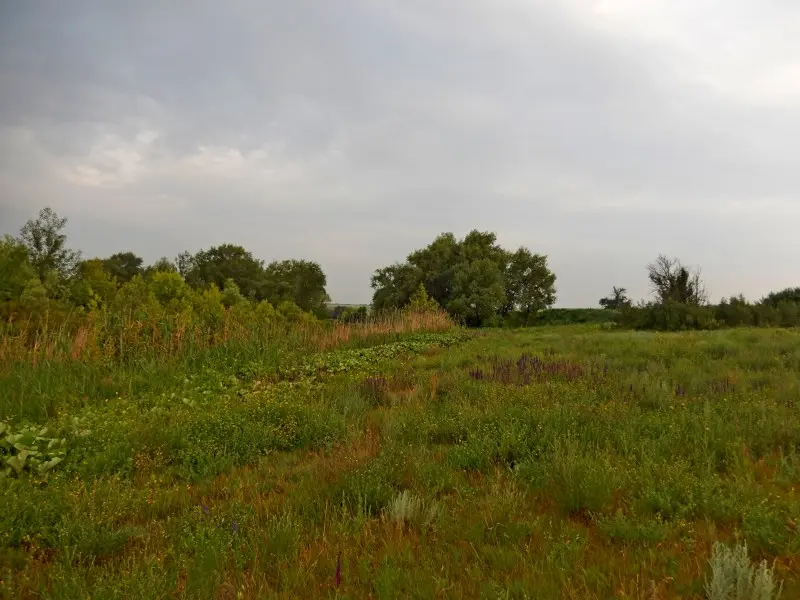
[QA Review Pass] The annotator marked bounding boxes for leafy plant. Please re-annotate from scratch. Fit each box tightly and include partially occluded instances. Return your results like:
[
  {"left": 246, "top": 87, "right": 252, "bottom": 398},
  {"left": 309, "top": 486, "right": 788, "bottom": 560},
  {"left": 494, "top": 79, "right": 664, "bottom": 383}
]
[{"left": 0, "top": 422, "right": 67, "bottom": 477}]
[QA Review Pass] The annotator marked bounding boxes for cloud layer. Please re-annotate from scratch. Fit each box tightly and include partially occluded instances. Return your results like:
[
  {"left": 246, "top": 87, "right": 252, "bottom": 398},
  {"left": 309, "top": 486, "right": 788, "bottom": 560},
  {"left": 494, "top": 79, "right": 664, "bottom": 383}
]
[{"left": 2, "top": 0, "right": 799, "bottom": 305}]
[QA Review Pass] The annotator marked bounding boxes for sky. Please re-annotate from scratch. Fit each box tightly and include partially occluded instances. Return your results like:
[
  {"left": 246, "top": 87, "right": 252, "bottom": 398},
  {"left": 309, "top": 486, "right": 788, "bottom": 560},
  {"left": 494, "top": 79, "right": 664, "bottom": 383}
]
[{"left": 1, "top": 0, "right": 799, "bottom": 306}]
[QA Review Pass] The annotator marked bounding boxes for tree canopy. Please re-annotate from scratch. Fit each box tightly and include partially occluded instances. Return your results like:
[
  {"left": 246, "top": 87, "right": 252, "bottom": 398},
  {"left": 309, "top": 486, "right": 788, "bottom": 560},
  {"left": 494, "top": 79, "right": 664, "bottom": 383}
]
[
  {"left": 599, "top": 286, "right": 632, "bottom": 310},
  {"left": 102, "top": 252, "right": 144, "bottom": 284},
  {"left": 647, "top": 254, "right": 707, "bottom": 306},
  {"left": 19, "top": 207, "right": 81, "bottom": 281},
  {"left": 371, "top": 230, "right": 556, "bottom": 326}
]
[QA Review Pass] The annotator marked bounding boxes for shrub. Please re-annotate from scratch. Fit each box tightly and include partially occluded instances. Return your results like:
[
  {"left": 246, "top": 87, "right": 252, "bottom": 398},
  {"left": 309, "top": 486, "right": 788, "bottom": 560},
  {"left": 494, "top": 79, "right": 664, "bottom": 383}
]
[
  {"left": 705, "top": 541, "right": 782, "bottom": 600},
  {"left": 384, "top": 490, "right": 442, "bottom": 531}
]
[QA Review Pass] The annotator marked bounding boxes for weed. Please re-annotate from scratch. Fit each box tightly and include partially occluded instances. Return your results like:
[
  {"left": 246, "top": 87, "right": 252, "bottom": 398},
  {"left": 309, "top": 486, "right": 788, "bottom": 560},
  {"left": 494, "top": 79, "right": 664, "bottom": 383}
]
[{"left": 705, "top": 541, "right": 782, "bottom": 600}]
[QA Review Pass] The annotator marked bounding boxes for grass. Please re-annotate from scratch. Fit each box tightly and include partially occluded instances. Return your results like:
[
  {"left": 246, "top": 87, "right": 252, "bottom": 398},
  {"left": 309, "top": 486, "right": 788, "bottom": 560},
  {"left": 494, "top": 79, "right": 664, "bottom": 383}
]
[{"left": 2, "top": 324, "right": 800, "bottom": 598}]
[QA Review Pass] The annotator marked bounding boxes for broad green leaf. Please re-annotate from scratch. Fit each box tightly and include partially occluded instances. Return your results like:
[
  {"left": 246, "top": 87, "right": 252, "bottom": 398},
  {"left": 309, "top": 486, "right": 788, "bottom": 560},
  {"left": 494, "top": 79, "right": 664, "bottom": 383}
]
[{"left": 6, "top": 454, "right": 25, "bottom": 473}]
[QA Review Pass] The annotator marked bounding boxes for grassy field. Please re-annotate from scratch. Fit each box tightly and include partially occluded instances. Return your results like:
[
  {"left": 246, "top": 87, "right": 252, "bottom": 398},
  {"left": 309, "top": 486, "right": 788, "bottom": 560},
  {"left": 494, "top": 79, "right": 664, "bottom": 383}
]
[{"left": 2, "top": 324, "right": 799, "bottom": 599}]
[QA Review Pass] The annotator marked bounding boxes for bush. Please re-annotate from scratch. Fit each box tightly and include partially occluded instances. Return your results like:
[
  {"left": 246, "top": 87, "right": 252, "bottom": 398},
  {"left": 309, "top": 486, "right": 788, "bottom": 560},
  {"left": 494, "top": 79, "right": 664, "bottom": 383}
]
[{"left": 705, "top": 541, "right": 782, "bottom": 600}]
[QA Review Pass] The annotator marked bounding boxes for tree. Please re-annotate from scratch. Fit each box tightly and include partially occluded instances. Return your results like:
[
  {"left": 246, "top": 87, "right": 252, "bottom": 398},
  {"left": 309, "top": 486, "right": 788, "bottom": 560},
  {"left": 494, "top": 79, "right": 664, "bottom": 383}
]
[
  {"left": 406, "top": 233, "right": 459, "bottom": 303},
  {"left": 71, "top": 258, "right": 117, "bottom": 309},
  {"left": 18, "top": 207, "right": 81, "bottom": 280},
  {"left": 179, "top": 244, "right": 266, "bottom": 300},
  {"left": 504, "top": 248, "right": 557, "bottom": 315},
  {"left": 103, "top": 252, "right": 143, "bottom": 284},
  {"left": 371, "top": 262, "right": 424, "bottom": 313},
  {"left": 647, "top": 255, "right": 707, "bottom": 306},
  {"left": 406, "top": 283, "right": 440, "bottom": 313},
  {"left": 144, "top": 257, "right": 178, "bottom": 277},
  {"left": 262, "top": 259, "right": 330, "bottom": 316},
  {"left": 760, "top": 287, "right": 800, "bottom": 307},
  {"left": 371, "top": 230, "right": 556, "bottom": 326},
  {"left": 446, "top": 258, "right": 506, "bottom": 326},
  {"left": 0, "top": 235, "right": 37, "bottom": 304},
  {"left": 599, "top": 286, "right": 631, "bottom": 310}
]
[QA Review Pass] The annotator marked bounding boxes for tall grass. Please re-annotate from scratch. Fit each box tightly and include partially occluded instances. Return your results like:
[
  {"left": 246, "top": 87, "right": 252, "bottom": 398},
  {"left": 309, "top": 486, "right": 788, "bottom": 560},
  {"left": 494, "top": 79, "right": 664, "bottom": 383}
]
[
  {"left": 0, "top": 307, "right": 453, "bottom": 422},
  {"left": 0, "top": 307, "right": 452, "bottom": 368}
]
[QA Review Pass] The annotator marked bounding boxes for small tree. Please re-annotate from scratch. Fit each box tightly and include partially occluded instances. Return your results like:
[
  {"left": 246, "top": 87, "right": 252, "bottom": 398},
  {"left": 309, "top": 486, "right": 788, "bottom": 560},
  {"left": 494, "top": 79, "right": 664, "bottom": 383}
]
[
  {"left": 18, "top": 207, "right": 81, "bottom": 281},
  {"left": 406, "top": 283, "right": 439, "bottom": 313},
  {"left": 647, "top": 255, "right": 707, "bottom": 306},
  {"left": 599, "top": 286, "right": 631, "bottom": 309}
]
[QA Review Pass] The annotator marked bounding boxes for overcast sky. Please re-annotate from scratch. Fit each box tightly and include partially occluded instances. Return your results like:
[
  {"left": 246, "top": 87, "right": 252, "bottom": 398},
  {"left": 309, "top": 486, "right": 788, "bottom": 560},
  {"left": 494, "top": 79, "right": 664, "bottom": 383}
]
[{"left": 1, "top": 1, "right": 799, "bottom": 305}]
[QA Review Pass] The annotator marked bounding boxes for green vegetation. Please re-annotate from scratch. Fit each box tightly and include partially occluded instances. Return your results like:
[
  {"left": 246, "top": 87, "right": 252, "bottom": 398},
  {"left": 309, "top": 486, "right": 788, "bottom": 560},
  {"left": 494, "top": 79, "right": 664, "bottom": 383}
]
[
  {"left": 371, "top": 230, "right": 557, "bottom": 326},
  {"left": 3, "top": 324, "right": 800, "bottom": 599},
  {"left": 3, "top": 206, "right": 800, "bottom": 598}
]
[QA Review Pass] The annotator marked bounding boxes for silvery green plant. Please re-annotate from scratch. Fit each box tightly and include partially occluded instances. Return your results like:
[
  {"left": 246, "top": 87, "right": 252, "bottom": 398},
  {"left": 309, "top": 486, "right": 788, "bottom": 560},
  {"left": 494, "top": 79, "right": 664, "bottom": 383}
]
[
  {"left": 705, "top": 541, "right": 782, "bottom": 600},
  {"left": 386, "top": 490, "right": 442, "bottom": 530}
]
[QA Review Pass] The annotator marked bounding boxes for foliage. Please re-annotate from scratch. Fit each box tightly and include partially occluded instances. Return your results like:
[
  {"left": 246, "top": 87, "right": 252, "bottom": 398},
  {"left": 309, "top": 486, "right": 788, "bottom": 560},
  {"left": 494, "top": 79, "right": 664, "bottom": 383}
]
[
  {"left": 333, "top": 305, "right": 369, "bottom": 323},
  {"left": 761, "top": 287, "right": 800, "bottom": 308},
  {"left": 617, "top": 296, "right": 800, "bottom": 331},
  {"left": 705, "top": 542, "right": 782, "bottom": 600},
  {"left": 0, "top": 236, "right": 36, "bottom": 311},
  {"left": 507, "top": 307, "right": 618, "bottom": 327},
  {"left": 0, "top": 422, "right": 66, "bottom": 477},
  {"left": 447, "top": 258, "right": 506, "bottom": 326},
  {"left": 504, "top": 247, "right": 557, "bottom": 315},
  {"left": 178, "top": 244, "right": 268, "bottom": 300},
  {"left": 599, "top": 286, "right": 632, "bottom": 310},
  {"left": 102, "top": 252, "right": 144, "bottom": 284},
  {"left": 647, "top": 254, "right": 708, "bottom": 306},
  {"left": 372, "top": 230, "right": 556, "bottom": 326},
  {"left": 406, "top": 284, "right": 440, "bottom": 314},
  {"left": 262, "top": 259, "right": 330, "bottom": 316},
  {"left": 18, "top": 207, "right": 82, "bottom": 281}
]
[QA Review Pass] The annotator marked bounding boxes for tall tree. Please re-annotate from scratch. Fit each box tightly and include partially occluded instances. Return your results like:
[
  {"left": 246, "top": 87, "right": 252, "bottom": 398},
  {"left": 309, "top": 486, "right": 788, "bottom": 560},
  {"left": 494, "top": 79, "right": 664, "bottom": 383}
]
[
  {"left": 406, "top": 232, "right": 459, "bottom": 304},
  {"left": 447, "top": 258, "right": 506, "bottom": 326},
  {"left": 179, "top": 244, "right": 266, "bottom": 299},
  {"left": 0, "top": 236, "right": 37, "bottom": 309},
  {"left": 103, "top": 252, "right": 144, "bottom": 284},
  {"left": 18, "top": 207, "right": 81, "bottom": 280},
  {"left": 262, "top": 259, "right": 330, "bottom": 316},
  {"left": 371, "top": 263, "right": 424, "bottom": 313},
  {"left": 504, "top": 248, "right": 557, "bottom": 315},
  {"left": 647, "top": 255, "right": 707, "bottom": 306},
  {"left": 371, "top": 230, "right": 556, "bottom": 326}
]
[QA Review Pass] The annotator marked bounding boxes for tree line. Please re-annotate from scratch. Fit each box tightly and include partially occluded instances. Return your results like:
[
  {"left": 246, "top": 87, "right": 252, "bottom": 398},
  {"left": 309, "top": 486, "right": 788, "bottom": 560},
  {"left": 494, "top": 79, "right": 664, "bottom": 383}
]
[
  {"left": 1, "top": 208, "right": 560, "bottom": 329},
  {"left": 2, "top": 206, "right": 798, "bottom": 332},
  {"left": 598, "top": 255, "right": 800, "bottom": 330},
  {"left": 2, "top": 207, "right": 332, "bottom": 325}
]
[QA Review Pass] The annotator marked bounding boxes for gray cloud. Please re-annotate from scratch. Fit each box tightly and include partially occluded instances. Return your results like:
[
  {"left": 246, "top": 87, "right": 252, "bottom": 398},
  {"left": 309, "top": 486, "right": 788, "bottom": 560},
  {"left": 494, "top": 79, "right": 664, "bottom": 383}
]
[{"left": 1, "top": 0, "right": 799, "bottom": 305}]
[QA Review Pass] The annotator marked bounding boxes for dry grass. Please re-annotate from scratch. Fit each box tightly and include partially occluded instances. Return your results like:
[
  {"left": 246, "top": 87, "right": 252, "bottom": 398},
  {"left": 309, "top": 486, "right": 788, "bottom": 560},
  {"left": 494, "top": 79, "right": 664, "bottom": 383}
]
[{"left": 0, "top": 308, "right": 453, "bottom": 368}]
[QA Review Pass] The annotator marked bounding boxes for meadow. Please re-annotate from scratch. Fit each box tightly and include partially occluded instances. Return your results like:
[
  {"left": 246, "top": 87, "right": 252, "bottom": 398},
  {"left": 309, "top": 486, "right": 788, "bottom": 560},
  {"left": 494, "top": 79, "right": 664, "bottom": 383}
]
[{"left": 2, "top": 321, "right": 799, "bottom": 599}]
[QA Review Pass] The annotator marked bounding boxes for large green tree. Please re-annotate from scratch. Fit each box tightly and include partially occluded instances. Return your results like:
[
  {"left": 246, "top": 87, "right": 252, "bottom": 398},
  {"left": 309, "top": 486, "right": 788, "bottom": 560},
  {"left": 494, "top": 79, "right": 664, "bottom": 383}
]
[
  {"left": 447, "top": 258, "right": 506, "bottom": 326},
  {"left": 504, "top": 247, "right": 557, "bottom": 315},
  {"left": 371, "top": 230, "right": 556, "bottom": 326},
  {"left": 102, "top": 252, "right": 144, "bottom": 284},
  {"left": 0, "top": 235, "right": 37, "bottom": 309},
  {"left": 18, "top": 207, "right": 81, "bottom": 281},
  {"left": 262, "top": 259, "right": 330, "bottom": 316},
  {"left": 178, "top": 244, "right": 266, "bottom": 300}
]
